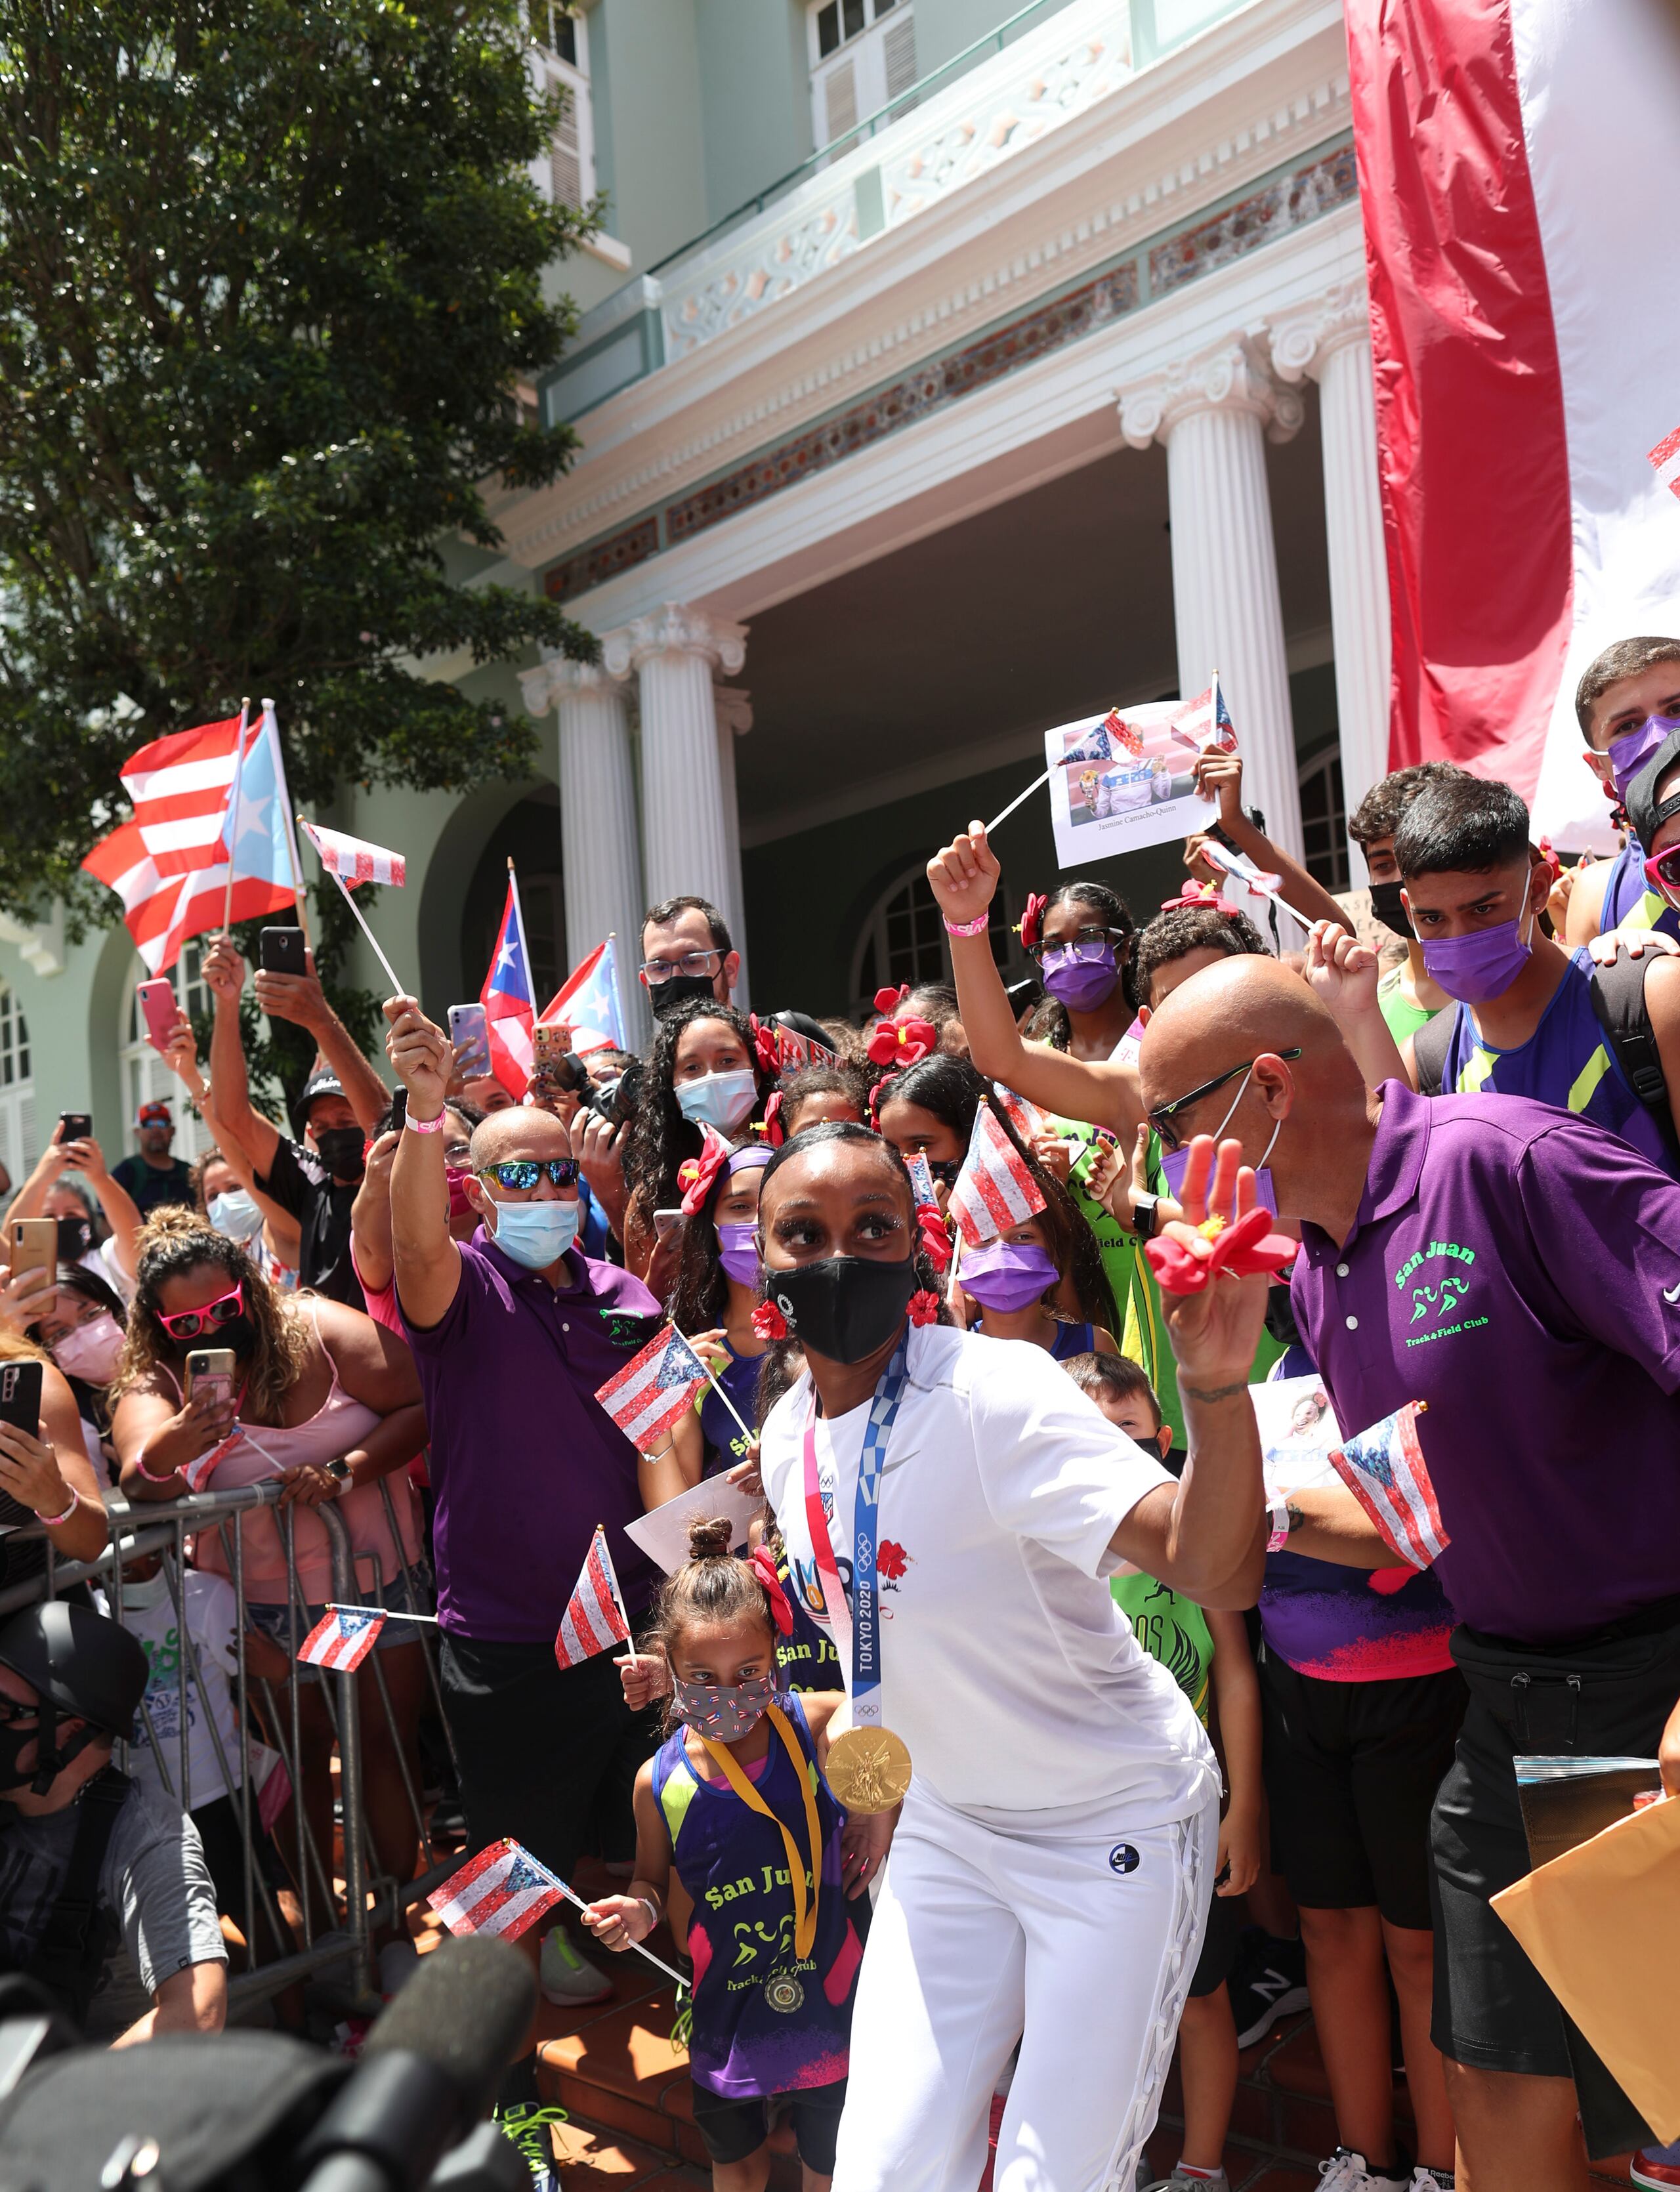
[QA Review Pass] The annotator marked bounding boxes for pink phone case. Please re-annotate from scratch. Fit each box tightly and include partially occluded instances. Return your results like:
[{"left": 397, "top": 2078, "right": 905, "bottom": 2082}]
[{"left": 136, "top": 979, "right": 178, "bottom": 1054}]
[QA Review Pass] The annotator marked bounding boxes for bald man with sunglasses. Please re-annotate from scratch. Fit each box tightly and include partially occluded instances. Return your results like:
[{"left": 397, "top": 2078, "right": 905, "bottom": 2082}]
[{"left": 381, "top": 996, "right": 687, "bottom": 2078}]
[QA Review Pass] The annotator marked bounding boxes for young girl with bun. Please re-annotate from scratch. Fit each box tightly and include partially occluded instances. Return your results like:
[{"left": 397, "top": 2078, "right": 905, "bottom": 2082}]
[{"left": 585, "top": 1517, "right": 870, "bottom": 2192}]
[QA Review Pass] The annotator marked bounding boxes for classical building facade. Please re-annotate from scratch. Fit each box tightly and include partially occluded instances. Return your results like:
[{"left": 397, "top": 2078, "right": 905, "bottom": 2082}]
[{"left": 2, "top": 0, "right": 1386, "bottom": 1156}]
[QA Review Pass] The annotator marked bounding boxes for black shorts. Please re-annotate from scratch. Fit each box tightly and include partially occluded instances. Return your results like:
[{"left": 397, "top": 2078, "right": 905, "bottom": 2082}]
[
  {"left": 1431, "top": 1612, "right": 1680, "bottom": 2079},
  {"left": 1186, "top": 1886, "right": 1240, "bottom": 1998},
  {"left": 438, "top": 1634, "right": 660, "bottom": 1878},
  {"left": 1260, "top": 1651, "right": 1466, "bottom": 1929},
  {"left": 689, "top": 2078, "right": 847, "bottom": 2170}
]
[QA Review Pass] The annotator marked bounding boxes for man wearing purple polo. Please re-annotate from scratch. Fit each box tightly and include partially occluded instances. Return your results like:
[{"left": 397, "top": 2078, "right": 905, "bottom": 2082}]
[
  {"left": 1139, "top": 955, "right": 1680, "bottom": 2192},
  {"left": 383, "top": 996, "right": 686, "bottom": 2148}
]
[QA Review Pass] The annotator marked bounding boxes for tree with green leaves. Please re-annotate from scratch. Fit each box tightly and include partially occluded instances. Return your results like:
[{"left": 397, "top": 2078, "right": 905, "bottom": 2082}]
[{"left": 0, "top": 0, "right": 594, "bottom": 934}]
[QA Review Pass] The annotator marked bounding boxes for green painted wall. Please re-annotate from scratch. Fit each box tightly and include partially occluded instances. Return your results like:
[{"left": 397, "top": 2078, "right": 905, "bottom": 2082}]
[
  {"left": 910, "top": 0, "right": 1067, "bottom": 80},
  {"left": 695, "top": 0, "right": 813, "bottom": 223},
  {"left": 585, "top": 0, "right": 708, "bottom": 274}
]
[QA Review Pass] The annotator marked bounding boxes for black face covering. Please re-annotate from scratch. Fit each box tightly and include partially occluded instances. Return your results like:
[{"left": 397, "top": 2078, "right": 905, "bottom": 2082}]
[
  {"left": 650, "top": 971, "right": 719, "bottom": 1019},
  {"left": 312, "top": 1126, "right": 366, "bottom": 1181},
  {"left": 56, "top": 1215, "right": 93, "bottom": 1262},
  {"left": 0, "top": 1698, "right": 92, "bottom": 1799},
  {"left": 768, "top": 1255, "right": 917, "bottom": 1366},
  {"left": 926, "top": 1158, "right": 963, "bottom": 1189},
  {"left": 1368, "top": 878, "right": 1410, "bottom": 935}
]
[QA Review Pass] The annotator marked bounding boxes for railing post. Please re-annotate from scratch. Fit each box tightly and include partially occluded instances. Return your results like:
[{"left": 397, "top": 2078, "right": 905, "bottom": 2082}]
[{"left": 321, "top": 1501, "right": 374, "bottom": 2006}]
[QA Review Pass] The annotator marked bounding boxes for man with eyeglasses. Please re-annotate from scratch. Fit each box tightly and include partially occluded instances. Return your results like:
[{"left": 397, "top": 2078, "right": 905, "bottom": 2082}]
[
  {"left": 1139, "top": 949, "right": 1680, "bottom": 2192},
  {"left": 637, "top": 894, "right": 738, "bottom": 1020},
  {"left": 380, "top": 994, "right": 684, "bottom": 2116}
]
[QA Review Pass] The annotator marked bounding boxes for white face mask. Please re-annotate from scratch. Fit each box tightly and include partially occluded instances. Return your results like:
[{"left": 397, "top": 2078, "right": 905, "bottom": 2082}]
[
  {"left": 208, "top": 1189, "right": 264, "bottom": 1246},
  {"left": 675, "top": 1069, "right": 758, "bottom": 1133},
  {"left": 488, "top": 1196, "right": 581, "bottom": 1270},
  {"left": 52, "top": 1312, "right": 125, "bottom": 1387}
]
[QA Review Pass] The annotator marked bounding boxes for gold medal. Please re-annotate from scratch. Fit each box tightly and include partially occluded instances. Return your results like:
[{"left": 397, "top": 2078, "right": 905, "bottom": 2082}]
[{"left": 824, "top": 1725, "right": 912, "bottom": 1815}]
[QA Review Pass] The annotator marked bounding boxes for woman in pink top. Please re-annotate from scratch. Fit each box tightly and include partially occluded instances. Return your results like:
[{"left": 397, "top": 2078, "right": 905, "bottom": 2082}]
[{"left": 112, "top": 1210, "right": 429, "bottom": 1929}]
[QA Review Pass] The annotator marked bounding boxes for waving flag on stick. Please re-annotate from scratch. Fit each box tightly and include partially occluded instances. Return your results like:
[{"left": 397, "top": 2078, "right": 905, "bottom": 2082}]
[
  {"left": 299, "top": 817, "right": 407, "bottom": 994},
  {"left": 482, "top": 862, "right": 536, "bottom": 1097},
  {"left": 595, "top": 1328, "right": 709, "bottom": 1458},
  {"left": 1166, "top": 676, "right": 1238, "bottom": 757},
  {"left": 430, "top": 1839, "right": 692, "bottom": 1983},
  {"left": 297, "top": 1605, "right": 386, "bottom": 1672},
  {"left": 554, "top": 1524, "right": 633, "bottom": 1670},
  {"left": 1650, "top": 424, "right": 1680, "bottom": 503},
  {"left": 948, "top": 1105, "right": 1046, "bottom": 1248},
  {"left": 1198, "top": 840, "right": 1322, "bottom": 935},
  {"left": 1328, "top": 1402, "right": 1448, "bottom": 1570},
  {"left": 541, "top": 936, "right": 626, "bottom": 1055}
]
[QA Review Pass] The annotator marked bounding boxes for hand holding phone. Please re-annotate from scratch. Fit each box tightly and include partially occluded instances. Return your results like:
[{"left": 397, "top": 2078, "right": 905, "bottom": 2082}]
[
  {"left": 136, "top": 978, "right": 180, "bottom": 1056},
  {"left": 0, "top": 1359, "right": 52, "bottom": 1527},
  {"left": 448, "top": 1003, "right": 491, "bottom": 1078},
  {"left": 9, "top": 1219, "right": 57, "bottom": 1315},
  {"left": 259, "top": 927, "right": 309, "bottom": 977},
  {"left": 58, "top": 1112, "right": 93, "bottom": 1144},
  {"left": 186, "top": 1347, "right": 238, "bottom": 1417},
  {"left": 652, "top": 1208, "right": 683, "bottom": 1241}
]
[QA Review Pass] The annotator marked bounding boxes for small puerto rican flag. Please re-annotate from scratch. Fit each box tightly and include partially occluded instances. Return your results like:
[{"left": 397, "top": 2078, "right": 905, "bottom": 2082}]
[
  {"left": 992, "top": 1082, "right": 1049, "bottom": 1143},
  {"left": 428, "top": 1839, "right": 567, "bottom": 1943},
  {"left": 1167, "top": 677, "right": 1238, "bottom": 756},
  {"left": 297, "top": 1604, "right": 387, "bottom": 1672},
  {"left": 1200, "top": 839, "right": 1283, "bottom": 899},
  {"left": 299, "top": 820, "right": 406, "bottom": 889},
  {"left": 948, "top": 1104, "right": 1047, "bottom": 1249},
  {"left": 1649, "top": 423, "right": 1680, "bottom": 503},
  {"left": 595, "top": 1324, "right": 707, "bottom": 1456},
  {"left": 1328, "top": 1402, "right": 1450, "bottom": 1570},
  {"left": 555, "top": 1524, "right": 632, "bottom": 1670}
]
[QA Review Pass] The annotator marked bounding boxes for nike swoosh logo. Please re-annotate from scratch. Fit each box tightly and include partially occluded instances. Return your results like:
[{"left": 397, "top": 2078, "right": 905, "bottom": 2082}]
[{"left": 1665, "top": 1282, "right": 1680, "bottom": 1305}]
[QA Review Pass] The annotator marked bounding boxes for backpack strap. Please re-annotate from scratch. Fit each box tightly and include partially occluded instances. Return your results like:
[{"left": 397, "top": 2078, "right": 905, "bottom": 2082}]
[
  {"left": 1589, "top": 944, "right": 1680, "bottom": 1157},
  {"left": 1412, "top": 1004, "right": 1457, "bottom": 1097},
  {"left": 20, "top": 1766, "right": 131, "bottom": 2029}
]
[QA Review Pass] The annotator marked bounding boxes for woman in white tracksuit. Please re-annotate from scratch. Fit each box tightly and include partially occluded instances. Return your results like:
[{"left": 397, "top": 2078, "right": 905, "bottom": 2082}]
[{"left": 755, "top": 1122, "right": 1269, "bottom": 2192}]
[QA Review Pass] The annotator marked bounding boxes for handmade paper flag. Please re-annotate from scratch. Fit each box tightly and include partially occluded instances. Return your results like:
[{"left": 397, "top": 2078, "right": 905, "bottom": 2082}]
[
  {"left": 1200, "top": 839, "right": 1283, "bottom": 898},
  {"left": 1649, "top": 424, "right": 1680, "bottom": 504},
  {"left": 948, "top": 1105, "right": 1046, "bottom": 1248},
  {"left": 429, "top": 1840, "right": 567, "bottom": 1943},
  {"left": 554, "top": 1524, "right": 631, "bottom": 1670},
  {"left": 595, "top": 1326, "right": 707, "bottom": 1456},
  {"left": 1166, "top": 681, "right": 1237, "bottom": 756},
  {"left": 482, "top": 872, "right": 535, "bottom": 1098},
  {"left": 992, "top": 1083, "right": 1049, "bottom": 1143},
  {"left": 297, "top": 1605, "right": 387, "bottom": 1672},
  {"left": 1328, "top": 1402, "right": 1448, "bottom": 1569},
  {"left": 300, "top": 820, "right": 406, "bottom": 888},
  {"left": 541, "top": 936, "right": 626, "bottom": 1055},
  {"left": 903, "top": 1152, "right": 939, "bottom": 1210}
]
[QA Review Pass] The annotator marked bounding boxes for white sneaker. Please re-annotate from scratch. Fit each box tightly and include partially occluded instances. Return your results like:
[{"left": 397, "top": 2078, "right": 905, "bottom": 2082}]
[
  {"left": 1318, "top": 2155, "right": 1393, "bottom": 2192},
  {"left": 539, "top": 1926, "right": 613, "bottom": 2004}
]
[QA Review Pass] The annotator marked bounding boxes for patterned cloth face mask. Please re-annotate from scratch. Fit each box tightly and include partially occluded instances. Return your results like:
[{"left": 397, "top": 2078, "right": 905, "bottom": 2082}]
[{"left": 671, "top": 1669, "right": 778, "bottom": 1742}]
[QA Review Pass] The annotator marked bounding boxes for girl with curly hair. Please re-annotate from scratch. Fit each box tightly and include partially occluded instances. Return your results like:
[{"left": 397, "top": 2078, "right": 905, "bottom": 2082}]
[
  {"left": 1016, "top": 878, "right": 1138, "bottom": 1061},
  {"left": 112, "top": 1208, "right": 430, "bottom": 1931}
]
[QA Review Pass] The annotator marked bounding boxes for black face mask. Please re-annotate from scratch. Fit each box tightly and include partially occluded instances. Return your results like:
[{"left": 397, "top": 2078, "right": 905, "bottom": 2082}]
[
  {"left": 650, "top": 971, "right": 719, "bottom": 1019},
  {"left": 312, "top": 1126, "right": 366, "bottom": 1181},
  {"left": 768, "top": 1255, "right": 917, "bottom": 1366},
  {"left": 1368, "top": 878, "right": 1410, "bottom": 935},
  {"left": 0, "top": 1699, "right": 92, "bottom": 1799},
  {"left": 926, "top": 1158, "right": 963, "bottom": 1188},
  {"left": 56, "top": 1215, "right": 93, "bottom": 1262}
]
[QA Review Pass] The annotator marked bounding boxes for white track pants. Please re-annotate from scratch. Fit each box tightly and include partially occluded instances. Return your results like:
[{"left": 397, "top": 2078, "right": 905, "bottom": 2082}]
[{"left": 832, "top": 1779, "right": 1218, "bottom": 2192}]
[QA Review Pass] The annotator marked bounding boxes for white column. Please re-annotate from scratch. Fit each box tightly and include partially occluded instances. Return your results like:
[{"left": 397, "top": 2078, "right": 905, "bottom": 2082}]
[
  {"left": 605, "top": 602, "right": 749, "bottom": 966},
  {"left": 520, "top": 650, "right": 646, "bottom": 1045},
  {"left": 1269, "top": 283, "right": 1392, "bottom": 862},
  {"left": 714, "top": 686, "right": 753, "bottom": 1008},
  {"left": 1119, "top": 336, "right": 1307, "bottom": 863}
]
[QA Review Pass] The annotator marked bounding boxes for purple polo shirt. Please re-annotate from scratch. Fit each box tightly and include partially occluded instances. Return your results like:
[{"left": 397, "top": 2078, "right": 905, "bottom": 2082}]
[
  {"left": 1292, "top": 1082, "right": 1680, "bottom": 1643},
  {"left": 400, "top": 1230, "right": 663, "bottom": 1642}
]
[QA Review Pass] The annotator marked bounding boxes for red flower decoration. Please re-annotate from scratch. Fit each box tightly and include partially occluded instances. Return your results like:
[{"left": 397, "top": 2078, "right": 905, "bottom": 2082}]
[
  {"left": 866, "top": 1013, "right": 936, "bottom": 1069},
  {"left": 914, "top": 1200, "right": 952, "bottom": 1274},
  {"left": 907, "top": 1288, "right": 941, "bottom": 1326},
  {"left": 762, "top": 1090, "right": 785, "bottom": 1147},
  {"left": 876, "top": 1540, "right": 908, "bottom": 1581},
  {"left": 873, "top": 985, "right": 910, "bottom": 1016},
  {"left": 1016, "top": 891, "right": 1048, "bottom": 951},
  {"left": 1161, "top": 879, "right": 1238, "bottom": 917},
  {"left": 748, "top": 1013, "right": 781, "bottom": 1078},
  {"left": 677, "top": 1125, "right": 734, "bottom": 1217},
  {"left": 1144, "top": 1205, "right": 1297, "bottom": 1296},
  {"left": 751, "top": 1298, "right": 789, "bottom": 1340},
  {"left": 749, "top": 1546, "right": 795, "bottom": 1636}
]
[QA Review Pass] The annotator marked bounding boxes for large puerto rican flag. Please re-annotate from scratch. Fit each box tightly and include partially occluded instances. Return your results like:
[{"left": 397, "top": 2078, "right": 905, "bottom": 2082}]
[
  {"left": 541, "top": 936, "right": 627, "bottom": 1055},
  {"left": 480, "top": 875, "right": 535, "bottom": 1099},
  {"left": 1347, "top": 0, "right": 1680, "bottom": 851}
]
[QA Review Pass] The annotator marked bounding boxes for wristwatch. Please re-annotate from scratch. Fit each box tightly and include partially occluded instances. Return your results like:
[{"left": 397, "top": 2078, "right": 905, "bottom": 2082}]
[
  {"left": 325, "top": 1458, "right": 353, "bottom": 1486},
  {"left": 1129, "top": 1190, "right": 1160, "bottom": 1238}
]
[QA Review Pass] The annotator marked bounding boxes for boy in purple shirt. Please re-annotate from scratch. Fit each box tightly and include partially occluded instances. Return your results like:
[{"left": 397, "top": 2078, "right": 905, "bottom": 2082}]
[{"left": 1138, "top": 953, "right": 1680, "bottom": 2192}]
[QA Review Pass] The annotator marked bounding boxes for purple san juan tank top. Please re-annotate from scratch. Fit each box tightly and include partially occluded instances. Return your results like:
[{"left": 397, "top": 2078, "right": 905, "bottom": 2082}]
[{"left": 653, "top": 1691, "right": 859, "bottom": 2099}]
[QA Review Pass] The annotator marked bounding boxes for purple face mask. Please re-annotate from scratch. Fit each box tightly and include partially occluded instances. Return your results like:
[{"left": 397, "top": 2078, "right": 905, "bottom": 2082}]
[
  {"left": 1158, "top": 1063, "right": 1280, "bottom": 1215},
  {"left": 716, "top": 1220, "right": 760, "bottom": 1287},
  {"left": 1419, "top": 915, "right": 1533, "bottom": 1004},
  {"left": 1040, "top": 944, "right": 1120, "bottom": 1013},
  {"left": 961, "top": 1238, "right": 1059, "bottom": 1313},
  {"left": 1608, "top": 713, "right": 1680, "bottom": 809},
  {"left": 672, "top": 1668, "right": 778, "bottom": 1742}
]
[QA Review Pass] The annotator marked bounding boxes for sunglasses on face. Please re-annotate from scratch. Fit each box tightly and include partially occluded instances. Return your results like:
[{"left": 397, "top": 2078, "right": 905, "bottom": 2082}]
[
  {"left": 156, "top": 1279, "right": 245, "bottom": 1340},
  {"left": 1644, "top": 845, "right": 1680, "bottom": 912},
  {"left": 1146, "top": 1049, "right": 1302, "bottom": 1152},
  {"left": 476, "top": 1159, "right": 581, "bottom": 1192}
]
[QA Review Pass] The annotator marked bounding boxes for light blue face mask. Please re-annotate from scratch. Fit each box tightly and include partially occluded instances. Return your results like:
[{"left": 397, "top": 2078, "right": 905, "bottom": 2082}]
[
  {"left": 489, "top": 1196, "right": 580, "bottom": 1270},
  {"left": 208, "top": 1189, "right": 264, "bottom": 1246},
  {"left": 675, "top": 1069, "right": 758, "bottom": 1133}
]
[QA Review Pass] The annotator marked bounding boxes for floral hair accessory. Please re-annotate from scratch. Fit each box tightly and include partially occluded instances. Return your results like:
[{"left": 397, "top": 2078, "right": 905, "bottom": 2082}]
[
  {"left": 1015, "top": 891, "right": 1048, "bottom": 950},
  {"left": 873, "top": 984, "right": 910, "bottom": 1016},
  {"left": 1160, "top": 879, "right": 1238, "bottom": 917},
  {"left": 748, "top": 1013, "right": 781, "bottom": 1078},
  {"left": 751, "top": 1297, "right": 789, "bottom": 1340},
  {"left": 749, "top": 1546, "right": 795, "bottom": 1636},
  {"left": 914, "top": 1200, "right": 952, "bottom": 1274},
  {"left": 1145, "top": 1204, "right": 1297, "bottom": 1295},
  {"left": 677, "top": 1125, "right": 734, "bottom": 1217},
  {"left": 762, "top": 1089, "right": 786, "bottom": 1147},
  {"left": 908, "top": 1288, "right": 941, "bottom": 1326},
  {"left": 866, "top": 1013, "right": 936, "bottom": 1069}
]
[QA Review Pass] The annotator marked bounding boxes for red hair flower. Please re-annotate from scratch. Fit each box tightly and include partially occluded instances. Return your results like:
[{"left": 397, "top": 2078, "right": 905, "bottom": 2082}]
[
  {"left": 873, "top": 985, "right": 910, "bottom": 1016},
  {"left": 914, "top": 1200, "right": 952, "bottom": 1274},
  {"left": 762, "top": 1089, "right": 785, "bottom": 1147},
  {"left": 677, "top": 1125, "right": 734, "bottom": 1217},
  {"left": 1161, "top": 879, "right": 1238, "bottom": 917},
  {"left": 908, "top": 1288, "right": 941, "bottom": 1326},
  {"left": 751, "top": 1298, "right": 789, "bottom": 1341},
  {"left": 748, "top": 1013, "right": 781, "bottom": 1078},
  {"left": 749, "top": 1546, "right": 795, "bottom": 1636},
  {"left": 1145, "top": 1205, "right": 1297, "bottom": 1296},
  {"left": 1015, "top": 891, "right": 1048, "bottom": 951},
  {"left": 866, "top": 1013, "right": 936, "bottom": 1069}
]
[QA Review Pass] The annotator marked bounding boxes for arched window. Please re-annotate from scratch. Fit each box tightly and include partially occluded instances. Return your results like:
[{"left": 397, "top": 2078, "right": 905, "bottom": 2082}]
[
  {"left": 0, "top": 984, "right": 35, "bottom": 1189},
  {"left": 850, "top": 864, "right": 1016, "bottom": 1011},
  {"left": 1299, "top": 744, "right": 1349, "bottom": 893},
  {"left": 120, "top": 946, "right": 215, "bottom": 1163}
]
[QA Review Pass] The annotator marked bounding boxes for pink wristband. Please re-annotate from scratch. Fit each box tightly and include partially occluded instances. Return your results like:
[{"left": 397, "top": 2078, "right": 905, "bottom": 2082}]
[
  {"left": 405, "top": 1109, "right": 447, "bottom": 1135},
  {"left": 1266, "top": 1495, "right": 1291, "bottom": 1553},
  {"left": 942, "top": 912, "right": 990, "bottom": 938},
  {"left": 36, "top": 1484, "right": 79, "bottom": 1529}
]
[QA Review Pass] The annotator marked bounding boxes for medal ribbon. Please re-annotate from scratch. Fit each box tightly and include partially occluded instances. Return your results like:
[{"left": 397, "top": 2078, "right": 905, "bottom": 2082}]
[
  {"left": 800, "top": 1339, "right": 910, "bottom": 1736},
  {"left": 697, "top": 1702, "right": 823, "bottom": 1962}
]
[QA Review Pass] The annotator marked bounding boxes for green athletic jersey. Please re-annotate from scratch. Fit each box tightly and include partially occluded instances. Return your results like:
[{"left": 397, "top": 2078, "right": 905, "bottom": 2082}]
[{"left": 1109, "top": 1569, "right": 1214, "bottom": 1726}]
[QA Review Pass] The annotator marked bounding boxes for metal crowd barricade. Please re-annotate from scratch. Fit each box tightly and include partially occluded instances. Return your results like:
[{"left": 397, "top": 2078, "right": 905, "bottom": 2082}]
[{"left": 0, "top": 1475, "right": 462, "bottom": 2015}]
